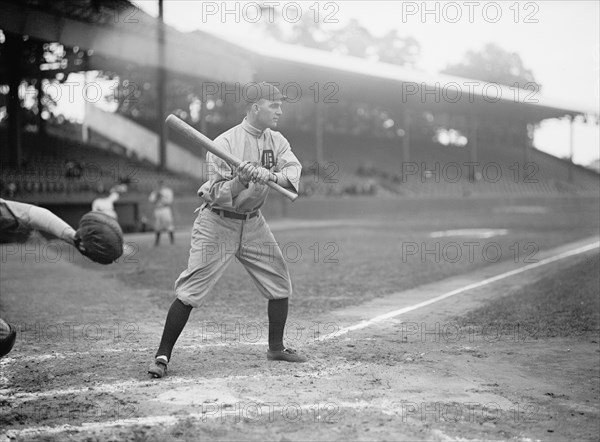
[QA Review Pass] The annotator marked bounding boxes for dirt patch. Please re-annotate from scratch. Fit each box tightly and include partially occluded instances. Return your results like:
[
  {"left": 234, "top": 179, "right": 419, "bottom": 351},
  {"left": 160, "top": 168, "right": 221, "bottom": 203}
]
[{"left": 2, "top": 203, "right": 599, "bottom": 441}]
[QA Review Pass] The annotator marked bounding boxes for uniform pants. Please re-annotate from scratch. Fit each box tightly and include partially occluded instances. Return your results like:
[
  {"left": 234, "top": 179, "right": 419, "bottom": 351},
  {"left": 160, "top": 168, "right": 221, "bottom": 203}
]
[{"left": 175, "top": 208, "right": 292, "bottom": 307}]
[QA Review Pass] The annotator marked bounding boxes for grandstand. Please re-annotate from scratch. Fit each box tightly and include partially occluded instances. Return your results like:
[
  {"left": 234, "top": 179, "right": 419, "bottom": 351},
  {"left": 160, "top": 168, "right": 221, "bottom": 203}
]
[
  {"left": 0, "top": 121, "right": 200, "bottom": 231},
  {"left": 285, "top": 130, "right": 599, "bottom": 198},
  {"left": 1, "top": 128, "right": 197, "bottom": 197},
  {"left": 1, "top": 0, "right": 598, "bottom": 231}
]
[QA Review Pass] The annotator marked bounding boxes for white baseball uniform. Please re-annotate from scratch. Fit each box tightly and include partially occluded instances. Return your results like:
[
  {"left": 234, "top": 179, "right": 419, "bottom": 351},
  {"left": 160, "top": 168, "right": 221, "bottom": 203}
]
[
  {"left": 91, "top": 191, "right": 120, "bottom": 220},
  {"left": 175, "top": 118, "right": 301, "bottom": 307},
  {"left": 149, "top": 187, "right": 175, "bottom": 232}
]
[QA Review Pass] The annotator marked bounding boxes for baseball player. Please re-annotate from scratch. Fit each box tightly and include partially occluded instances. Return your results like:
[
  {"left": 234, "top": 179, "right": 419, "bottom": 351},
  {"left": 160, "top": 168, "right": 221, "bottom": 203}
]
[
  {"left": 91, "top": 184, "right": 127, "bottom": 220},
  {"left": 148, "top": 180, "right": 175, "bottom": 246},
  {"left": 0, "top": 198, "right": 83, "bottom": 357},
  {"left": 148, "top": 82, "right": 304, "bottom": 378}
]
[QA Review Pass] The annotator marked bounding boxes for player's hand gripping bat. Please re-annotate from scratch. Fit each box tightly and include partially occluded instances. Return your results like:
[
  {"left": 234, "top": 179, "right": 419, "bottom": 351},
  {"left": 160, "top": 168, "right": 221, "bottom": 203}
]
[{"left": 165, "top": 115, "right": 298, "bottom": 201}]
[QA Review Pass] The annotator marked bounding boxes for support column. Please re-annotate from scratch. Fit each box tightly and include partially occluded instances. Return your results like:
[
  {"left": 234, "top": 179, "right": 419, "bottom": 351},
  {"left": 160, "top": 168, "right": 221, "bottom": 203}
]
[
  {"left": 82, "top": 71, "right": 90, "bottom": 143},
  {"left": 522, "top": 123, "right": 530, "bottom": 164},
  {"left": 6, "top": 32, "right": 23, "bottom": 167},
  {"left": 199, "top": 100, "right": 208, "bottom": 138},
  {"left": 402, "top": 112, "right": 411, "bottom": 164},
  {"left": 568, "top": 115, "right": 575, "bottom": 183},
  {"left": 35, "top": 44, "right": 46, "bottom": 138},
  {"left": 315, "top": 102, "right": 324, "bottom": 164},
  {"left": 157, "top": 0, "right": 167, "bottom": 170},
  {"left": 196, "top": 99, "right": 208, "bottom": 157},
  {"left": 469, "top": 118, "right": 479, "bottom": 182}
]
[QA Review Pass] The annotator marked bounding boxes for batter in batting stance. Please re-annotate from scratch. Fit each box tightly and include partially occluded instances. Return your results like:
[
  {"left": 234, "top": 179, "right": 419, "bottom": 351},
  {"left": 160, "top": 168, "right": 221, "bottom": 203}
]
[{"left": 148, "top": 82, "right": 305, "bottom": 378}]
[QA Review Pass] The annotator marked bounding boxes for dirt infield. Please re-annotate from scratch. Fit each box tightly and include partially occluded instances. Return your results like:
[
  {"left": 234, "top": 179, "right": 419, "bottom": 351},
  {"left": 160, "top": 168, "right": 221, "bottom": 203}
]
[{"left": 1, "top": 196, "right": 599, "bottom": 441}]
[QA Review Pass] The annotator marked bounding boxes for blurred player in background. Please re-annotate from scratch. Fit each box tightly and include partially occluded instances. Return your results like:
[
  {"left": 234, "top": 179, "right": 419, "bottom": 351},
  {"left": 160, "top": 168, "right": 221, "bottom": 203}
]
[
  {"left": 91, "top": 184, "right": 127, "bottom": 220},
  {"left": 149, "top": 180, "right": 175, "bottom": 246},
  {"left": 0, "top": 198, "right": 84, "bottom": 357}
]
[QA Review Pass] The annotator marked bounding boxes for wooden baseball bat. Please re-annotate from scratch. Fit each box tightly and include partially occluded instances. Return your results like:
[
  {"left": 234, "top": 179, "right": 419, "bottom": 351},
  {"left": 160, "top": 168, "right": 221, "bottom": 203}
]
[{"left": 165, "top": 114, "right": 298, "bottom": 202}]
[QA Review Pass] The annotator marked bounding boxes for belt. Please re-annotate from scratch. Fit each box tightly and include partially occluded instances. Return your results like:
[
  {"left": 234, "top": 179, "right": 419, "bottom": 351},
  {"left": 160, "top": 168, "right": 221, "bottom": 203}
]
[{"left": 210, "top": 207, "right": 259, "bottom": 220}]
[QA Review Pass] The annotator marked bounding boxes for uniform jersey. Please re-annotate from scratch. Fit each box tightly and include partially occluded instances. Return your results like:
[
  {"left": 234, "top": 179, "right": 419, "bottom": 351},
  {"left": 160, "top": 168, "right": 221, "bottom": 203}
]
[
  {"left": 150, "top": 187, "right": 175, "bottom": 232},
  {"left": 91, "top": 192, "right": 120, "bottom": 219},
  {"left": 149, "top": 187, "right": 174, "bottom": 208},
  {"left": 198, "top": 118, "right": 301, "bottom": 213}
]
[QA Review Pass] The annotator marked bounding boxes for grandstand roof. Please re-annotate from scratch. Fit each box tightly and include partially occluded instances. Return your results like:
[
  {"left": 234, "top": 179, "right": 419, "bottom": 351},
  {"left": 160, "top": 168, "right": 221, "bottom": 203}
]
[
  {"left": 0, "top": 0, "right": 254, "bottom": 84},
  {"left": 1, "top": 0, "right": 593, "bottom": 122},
  {"left": 203, "top": 30, "right": 597, "bottom": 122}
]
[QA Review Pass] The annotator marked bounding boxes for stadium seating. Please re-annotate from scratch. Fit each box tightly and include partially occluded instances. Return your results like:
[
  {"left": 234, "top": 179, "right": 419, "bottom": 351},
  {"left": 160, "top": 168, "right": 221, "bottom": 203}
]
[
  {"left": 0, "top": 129, "right": 200, "bottom": 202},
  {"left": 286, "top": 130, "right": 599, "bottom": 198},
  {"left": 2, "top": 122, "right": 597, "bottom": 203}
]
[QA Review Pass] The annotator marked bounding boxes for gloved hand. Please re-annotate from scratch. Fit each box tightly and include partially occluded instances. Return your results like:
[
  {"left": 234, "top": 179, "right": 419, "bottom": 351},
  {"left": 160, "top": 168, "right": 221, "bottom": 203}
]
[{"left": 76, "top": 212, "right": 124, "bottom": 265}]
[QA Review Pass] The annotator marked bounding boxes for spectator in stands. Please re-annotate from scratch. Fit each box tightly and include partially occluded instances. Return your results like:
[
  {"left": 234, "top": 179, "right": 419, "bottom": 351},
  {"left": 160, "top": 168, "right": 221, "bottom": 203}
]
[
  {"left": 91, "top": 184, "right": 127, "bottom": 220},
  {"left": 6, "top": 182, "right": 17, "bottom": 198},
  {"left": 119, "top": 176, "right": 132, "bottom": 185},
  {"left": 64, "top": 160, "right": 83, "bottom": 179},
  {"left": 149, "top": 180, "right": 175, "bottom": 246}
]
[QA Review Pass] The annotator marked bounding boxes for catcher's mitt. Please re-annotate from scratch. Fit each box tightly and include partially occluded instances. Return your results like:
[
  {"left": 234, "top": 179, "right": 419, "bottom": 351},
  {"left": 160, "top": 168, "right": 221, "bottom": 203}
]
[
  {"left": 76, "top": 211, "right": 124, "bottom": 264},
  {"left": 0, "top": 319, "right": 16, "bottom": 358}
]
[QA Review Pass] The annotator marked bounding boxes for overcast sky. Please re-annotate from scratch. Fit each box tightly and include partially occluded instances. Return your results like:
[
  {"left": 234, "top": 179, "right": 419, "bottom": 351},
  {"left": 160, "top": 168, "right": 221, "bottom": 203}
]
[{"left": 132, "top": 1, "right": 599, "bottom": 164}]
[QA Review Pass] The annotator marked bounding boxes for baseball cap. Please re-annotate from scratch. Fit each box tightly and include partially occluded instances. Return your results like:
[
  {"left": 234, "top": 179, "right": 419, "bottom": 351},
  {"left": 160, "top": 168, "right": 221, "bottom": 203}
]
[{"left": 244, "top": 82, "right": 287, "bottom": 103}]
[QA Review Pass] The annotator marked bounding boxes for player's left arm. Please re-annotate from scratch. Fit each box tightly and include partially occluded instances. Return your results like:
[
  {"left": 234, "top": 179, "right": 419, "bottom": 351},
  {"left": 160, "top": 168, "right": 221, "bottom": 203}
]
[
  {"left": 273, "top": 138, "right": 302, "bottom": 192},
  {"left": 108, "top": 190, "right": 121, "bottom": 202},
  {"left": 3, "top": 200, "right": 77, "bottom": 245}
]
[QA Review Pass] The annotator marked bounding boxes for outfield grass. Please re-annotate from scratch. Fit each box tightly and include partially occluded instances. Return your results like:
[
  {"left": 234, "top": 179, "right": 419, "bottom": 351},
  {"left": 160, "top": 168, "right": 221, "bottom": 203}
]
[
  {"left": 60, "top": 195, "right": 599, "bottom": 326},
  {"left": 455, "top": 253, "right": 600, "bottom": 338},
  {"left": 76, "top": 196, "right": 595, "bottom": 322},
  {"left": 2, "top": 196, "right": 599, "bottom": 442}
]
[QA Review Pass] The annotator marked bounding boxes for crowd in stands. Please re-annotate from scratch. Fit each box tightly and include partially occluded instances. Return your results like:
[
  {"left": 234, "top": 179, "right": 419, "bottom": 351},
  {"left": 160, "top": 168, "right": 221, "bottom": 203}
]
[
  {"left": 0, "top": 133, "right": 199, "bottom": 200},
  {"left": 2, "top": 127, "right": 597, "bottom": 202},
  {"left": 350, "top": 152, "right": 599, "bottom": 197},
  {"left": 298, "top": 161, "right": 379, "bottom": 197}
]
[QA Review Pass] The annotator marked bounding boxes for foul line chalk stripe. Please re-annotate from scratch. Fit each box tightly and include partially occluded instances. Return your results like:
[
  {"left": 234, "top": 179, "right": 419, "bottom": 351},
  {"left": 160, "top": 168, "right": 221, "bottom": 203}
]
[
  {"left": 318, "top": 241, "right": 600, "bottom": 342},
  {"left": 0, "top": 361, "right": 356, "bottom": 402},
  {"left": 2, "top": 400, "right": 368, "bottom": 439}
]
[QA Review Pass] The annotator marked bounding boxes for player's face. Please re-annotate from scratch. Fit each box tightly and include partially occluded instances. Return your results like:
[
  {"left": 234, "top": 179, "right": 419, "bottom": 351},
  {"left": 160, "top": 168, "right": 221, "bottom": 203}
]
[{"left": 253, "top": 99, "right": 283, "bottom": 130}]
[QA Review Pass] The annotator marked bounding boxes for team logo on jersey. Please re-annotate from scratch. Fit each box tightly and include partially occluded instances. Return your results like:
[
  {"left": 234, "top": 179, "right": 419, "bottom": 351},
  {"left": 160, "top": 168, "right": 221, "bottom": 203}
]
[{"left": 261, "top": 150, "right": 275, "bottom": 169}]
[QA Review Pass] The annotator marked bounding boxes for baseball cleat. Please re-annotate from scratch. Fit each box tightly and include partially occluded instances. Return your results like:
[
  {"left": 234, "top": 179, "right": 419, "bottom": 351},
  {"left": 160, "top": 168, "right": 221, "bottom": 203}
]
[
  {"left": 148, "top": 359, "right": 168, "bottom": 378},
  {"left": 267, "top": 347, "right": 307, "bottom": 363}
]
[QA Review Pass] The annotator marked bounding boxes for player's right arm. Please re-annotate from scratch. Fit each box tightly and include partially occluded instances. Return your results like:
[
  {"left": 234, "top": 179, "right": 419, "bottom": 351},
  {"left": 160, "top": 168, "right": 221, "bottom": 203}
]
[
  {"left": 273, "top": 135, "right": 301, "bottom": 192},
  {"left": 1, "top": 199, "right": 76, "bottom": 244},
  {"left": 91, "top": 198, "right": 100, "bottom": 212},
  {"left": 198, "top": 138, "right": 254, "bottom": 206}
]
